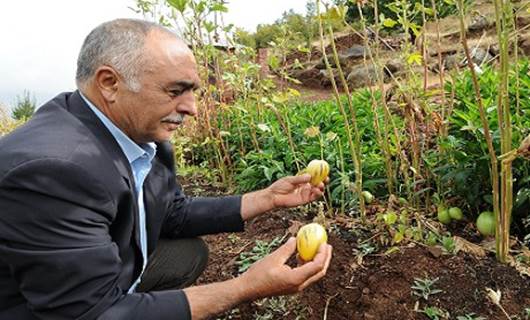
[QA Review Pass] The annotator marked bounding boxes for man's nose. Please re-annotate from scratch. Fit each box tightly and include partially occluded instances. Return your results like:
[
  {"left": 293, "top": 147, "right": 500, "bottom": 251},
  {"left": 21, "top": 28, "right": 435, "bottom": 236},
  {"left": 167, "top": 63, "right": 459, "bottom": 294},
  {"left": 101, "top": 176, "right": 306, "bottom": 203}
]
[{"left": 178, "top": 91, "right": 198, "bottom": 117}]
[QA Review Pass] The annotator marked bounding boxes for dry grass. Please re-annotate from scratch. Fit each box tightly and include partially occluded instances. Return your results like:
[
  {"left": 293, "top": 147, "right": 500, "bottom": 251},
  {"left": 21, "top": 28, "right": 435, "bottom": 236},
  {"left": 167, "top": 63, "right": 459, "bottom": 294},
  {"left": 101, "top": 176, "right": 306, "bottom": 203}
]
[{"left": 0, "top": 105, "right": 23, "bottom": 137}]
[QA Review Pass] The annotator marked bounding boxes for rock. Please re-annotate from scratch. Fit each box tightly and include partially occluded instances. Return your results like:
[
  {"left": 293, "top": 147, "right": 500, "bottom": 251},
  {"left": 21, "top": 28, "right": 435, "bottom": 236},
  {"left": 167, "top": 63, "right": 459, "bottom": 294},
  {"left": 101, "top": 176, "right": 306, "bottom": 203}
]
[
  {"left": 319, "top": 68, "right": 339, "bottom": 87},
  {"left": 340, "top": 44, "right": 367, "bottom": 60},
  {"left": 444, "top": 53, "right": 463, "bottom": 70},
  {"left": 347, "top": 64, "right": 381, "bottom": 88},
  {"left": 289, "top": 67, "right": 322, "bottom": 87},
  {"left": 519, "top": 33, "right": 530, "bottom": 56},
  {"left": 468, "top": 14, "right": 491, "bottom": 32},
  {"left": 470, "top": 47, "right": 493, "bottom": 65},
  {"left": 427, "top": 246, "right": 443, "bottom": 258},
  {"left": 516, "top": 14, "right": 530, "bottom": 29},
  {"left": 489, "top": 43, "right": 500, "bottom": 56},
  {"left": 315, "top": 54, "right": 348, "bottom": 70},
  {"left": 385, "top": 59, "right": 404, "bottom": 75}
]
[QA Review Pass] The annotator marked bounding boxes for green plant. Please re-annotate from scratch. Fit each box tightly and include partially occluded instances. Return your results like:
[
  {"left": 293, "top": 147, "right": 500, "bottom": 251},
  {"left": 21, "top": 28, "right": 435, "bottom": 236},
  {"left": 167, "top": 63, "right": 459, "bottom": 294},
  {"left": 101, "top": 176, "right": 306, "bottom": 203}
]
[
  {"left": 252, "top": 296, "right": 307, "bottom": 320},
  {"left": 354, "top": 241, "right": 377, "bottom": 258},
  {"left": 421, "top": 306, "right": 448, "bottom": 320},
  {"left": 253, "top": 297, "right": 289, "bottom": 320},
  {"left": 342, "top": 0, "right": 469, "bottom": 27},
  {"left": 411, "top": 277, "right": 443, "bottom": 301},
  {"left": 0, "top": 106, "right": 24, "bottom": 136},
  {"left": 236, "top": 236, "right": 284, "bottom": 273},
  {"left": 456, "top": 313, "right": 486, "bottom": 320},
  {"left": 440, "top": 236, "right": 456, "bottom": 254},
  {"left": 12, "top": 90, "right": 36, "bottom": 120},
  {"left": 524, "top": 307, "right": 530, "bottom": 319}
]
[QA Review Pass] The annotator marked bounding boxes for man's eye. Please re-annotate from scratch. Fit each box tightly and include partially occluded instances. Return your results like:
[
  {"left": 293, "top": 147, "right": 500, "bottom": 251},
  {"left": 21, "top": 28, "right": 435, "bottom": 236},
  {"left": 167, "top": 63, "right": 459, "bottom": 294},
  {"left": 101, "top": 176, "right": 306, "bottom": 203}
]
[{"left": 168, "top": 88, "right": 185, "bottom": 97}]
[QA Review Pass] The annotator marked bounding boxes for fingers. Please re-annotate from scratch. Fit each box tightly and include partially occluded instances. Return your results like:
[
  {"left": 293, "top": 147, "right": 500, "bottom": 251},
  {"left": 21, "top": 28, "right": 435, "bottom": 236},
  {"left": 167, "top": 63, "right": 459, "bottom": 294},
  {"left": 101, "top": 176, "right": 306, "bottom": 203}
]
[
  {"left": 270, "top": 237, "right": 297, "bottom": 263},
  {"left": 299, "top": 244, "right": 333, "bottom": 290},
  {"left": 282, "top": 174, "right": 311, "bottom": 185},
  {"left": 291, "top": 243, "right": 333, "bottom": 288}
]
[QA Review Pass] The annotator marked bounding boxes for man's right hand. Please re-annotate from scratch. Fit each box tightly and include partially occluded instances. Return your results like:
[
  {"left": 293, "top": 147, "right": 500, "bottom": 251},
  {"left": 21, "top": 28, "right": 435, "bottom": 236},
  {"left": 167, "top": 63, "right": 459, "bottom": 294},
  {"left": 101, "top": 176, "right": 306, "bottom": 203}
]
[
  {"left": 237, "top": 237, "right": 333, "bottom": 300},
  {"left": 184, "top": 237, "right": 332, "bottom": 319}
]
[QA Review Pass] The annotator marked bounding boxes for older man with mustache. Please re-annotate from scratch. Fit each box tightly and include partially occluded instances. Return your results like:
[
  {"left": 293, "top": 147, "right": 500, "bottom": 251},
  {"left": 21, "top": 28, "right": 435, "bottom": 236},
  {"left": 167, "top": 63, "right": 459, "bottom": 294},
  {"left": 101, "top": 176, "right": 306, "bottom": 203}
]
[{"left": 0, "top": 19, "right": 332, "bottom": 320}]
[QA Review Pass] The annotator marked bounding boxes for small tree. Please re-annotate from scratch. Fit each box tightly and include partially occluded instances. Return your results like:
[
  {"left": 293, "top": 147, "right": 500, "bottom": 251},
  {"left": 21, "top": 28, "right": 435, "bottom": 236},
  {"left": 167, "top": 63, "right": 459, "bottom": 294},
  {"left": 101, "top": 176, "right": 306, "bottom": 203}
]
[{"left": 12, "top": 90, "right": 36, "bottom": 120}]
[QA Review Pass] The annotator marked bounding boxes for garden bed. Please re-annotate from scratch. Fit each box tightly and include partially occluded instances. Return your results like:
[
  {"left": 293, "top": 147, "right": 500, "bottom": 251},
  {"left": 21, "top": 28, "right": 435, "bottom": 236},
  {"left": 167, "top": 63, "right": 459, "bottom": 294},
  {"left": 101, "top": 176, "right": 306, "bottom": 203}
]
[{"left": 183, "top": 176, "right": 530, "bottom": 320}]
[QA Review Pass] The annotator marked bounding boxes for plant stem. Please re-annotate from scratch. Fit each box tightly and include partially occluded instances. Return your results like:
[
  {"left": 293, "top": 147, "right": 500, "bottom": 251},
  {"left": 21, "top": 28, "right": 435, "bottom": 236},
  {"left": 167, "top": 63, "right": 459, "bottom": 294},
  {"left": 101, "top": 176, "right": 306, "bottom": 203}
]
[
  {"left": 457, "top": 0, "right": 502, "bottom": 260},
  {"left": 316, "top": 0, "right": 366, "bottom": 219}
]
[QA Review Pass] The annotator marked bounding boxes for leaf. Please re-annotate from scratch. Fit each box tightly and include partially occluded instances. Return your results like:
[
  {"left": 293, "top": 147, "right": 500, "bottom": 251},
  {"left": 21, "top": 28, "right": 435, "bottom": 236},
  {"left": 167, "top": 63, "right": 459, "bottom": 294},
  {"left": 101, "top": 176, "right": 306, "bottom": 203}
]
[
  {"left": 507, "top": 255, "right": 530, "bottom": 277},
  {"left": 297, "top": 45, "right": 310, "bottom": 53},
  {"left": 210, "top": 2, "right": 228, "bottom": 12},
  {"left": 257, "top": 123, "right": 271, "bottom": 133},
  {"left": 485, "top": 287, "right": 501, "bottom": 305},
  {"left": 407, "top": 52, "right": 423, "bottom": 66},
  {"left": 385, "top": 246, "right": 400, "bottom": 255},
  {"left": 268, "top": 55, "right": 280, "bottom": 70},
  {"left": 320, "top": 5, "right": 347, "bottom": 22},
  {"left": 287, "top": 220, "right": 304, "bottom": 236},
  {"left": 454, "top": 236, "right": 486, "bottom": 257},
  {"left": 203, "top": 21, "right": 215, "bottom": 33},
  {"left": 167, "top": 0, "right": 188, "bottom": 13},
  {"left": 263, "top": 166, "right": 274, "bottom": 181},
  {"left": 383, "top": 18, "right": 398, "bottom": 28},
  {"left": 393, "top": 232, "right": 404, "bottom": 244},
  {"left": 195, "top": 0, "right": 206, "bottom": 14},
  {"left": 304, "top": 126, "right": 320, "bottom": 138},
  {"left": 383, "top": 211, "right": 398, "bottom": 225},
  {"left": 326, "top": 132, "right": 338, "bottom": 142},
  {"left": 271, "top": 93, "right": 288, "bottom": 104},
  {"left": 287, "top": 88, "right": 300, "bottom": 97}
]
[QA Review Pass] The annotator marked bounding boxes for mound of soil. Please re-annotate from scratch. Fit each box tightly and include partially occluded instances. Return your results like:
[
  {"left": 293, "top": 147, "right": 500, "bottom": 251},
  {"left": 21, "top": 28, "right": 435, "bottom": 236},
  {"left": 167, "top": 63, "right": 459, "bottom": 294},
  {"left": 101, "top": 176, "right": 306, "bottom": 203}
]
[{"left": 181, "top": 177, "right": 530, "bottom": 320}]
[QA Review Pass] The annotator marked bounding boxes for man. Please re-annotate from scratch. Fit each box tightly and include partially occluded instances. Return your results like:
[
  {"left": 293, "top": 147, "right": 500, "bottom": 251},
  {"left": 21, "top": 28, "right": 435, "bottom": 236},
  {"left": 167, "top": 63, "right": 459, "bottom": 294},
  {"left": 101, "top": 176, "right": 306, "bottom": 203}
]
[{"left": 0, "top": 19, "right": 332, "bottom": 320}]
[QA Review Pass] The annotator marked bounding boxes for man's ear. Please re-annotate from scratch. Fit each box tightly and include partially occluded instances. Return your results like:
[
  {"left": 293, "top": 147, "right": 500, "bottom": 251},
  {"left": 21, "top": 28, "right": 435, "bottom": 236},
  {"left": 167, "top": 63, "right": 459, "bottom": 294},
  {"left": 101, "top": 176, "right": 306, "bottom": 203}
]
[{"left": 94, "top": 66, "right": 120, "bottom": 103}]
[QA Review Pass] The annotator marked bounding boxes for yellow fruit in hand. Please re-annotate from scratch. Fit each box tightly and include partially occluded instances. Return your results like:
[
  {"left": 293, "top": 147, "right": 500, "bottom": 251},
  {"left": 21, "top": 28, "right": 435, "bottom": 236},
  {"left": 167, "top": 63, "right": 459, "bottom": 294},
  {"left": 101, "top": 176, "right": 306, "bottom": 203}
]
[
  {"left": 305, "top": 160, "right": 330, "bottom": 186},
  {"left": 296, "top": 223, "right": 328, "bottom": 261}
]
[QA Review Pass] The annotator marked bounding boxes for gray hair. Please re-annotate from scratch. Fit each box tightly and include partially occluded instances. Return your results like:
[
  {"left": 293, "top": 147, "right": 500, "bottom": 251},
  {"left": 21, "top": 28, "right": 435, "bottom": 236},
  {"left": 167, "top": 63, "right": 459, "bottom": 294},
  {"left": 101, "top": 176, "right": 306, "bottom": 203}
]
[{"left": 76, "top": 19, "right": 173, "bottom": 92}]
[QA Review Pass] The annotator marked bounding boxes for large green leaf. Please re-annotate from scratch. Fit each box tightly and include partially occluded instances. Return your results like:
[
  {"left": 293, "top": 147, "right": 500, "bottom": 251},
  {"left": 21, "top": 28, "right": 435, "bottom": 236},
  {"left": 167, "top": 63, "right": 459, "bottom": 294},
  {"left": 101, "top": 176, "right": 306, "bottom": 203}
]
[{"left": 167, "top": 0, "right": 187, "bottom": 13}]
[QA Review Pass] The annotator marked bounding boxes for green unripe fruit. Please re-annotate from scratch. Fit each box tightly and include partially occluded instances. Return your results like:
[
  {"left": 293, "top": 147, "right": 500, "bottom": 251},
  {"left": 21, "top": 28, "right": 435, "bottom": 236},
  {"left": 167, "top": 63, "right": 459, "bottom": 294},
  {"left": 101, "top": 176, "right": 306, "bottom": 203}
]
[
  {"left": 448, "top": 207, "right": 463, "bottom": 220},
  {"left": 437, "top": 209, "right": 451, "bottom": 224},
  {"left": 362, "top": 191, "right": 374, "bottom": 204},
  {"left": 476, "top": 211, "right": 495, "bottom": 236}
]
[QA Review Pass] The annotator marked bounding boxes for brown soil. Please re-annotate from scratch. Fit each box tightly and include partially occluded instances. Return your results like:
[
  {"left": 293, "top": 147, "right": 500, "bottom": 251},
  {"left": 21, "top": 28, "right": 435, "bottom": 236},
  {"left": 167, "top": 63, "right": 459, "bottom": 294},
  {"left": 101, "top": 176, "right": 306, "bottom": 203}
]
[{"left": 181, "top": 177, "right": 530, "bottom": 320}]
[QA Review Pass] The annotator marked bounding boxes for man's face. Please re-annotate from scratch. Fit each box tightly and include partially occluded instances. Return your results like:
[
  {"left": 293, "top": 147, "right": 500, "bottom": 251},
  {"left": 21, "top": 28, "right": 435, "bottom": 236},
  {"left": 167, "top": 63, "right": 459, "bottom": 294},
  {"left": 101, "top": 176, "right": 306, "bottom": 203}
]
[{"left": 114, "top": 30, "right": 200, "bottom": 143}]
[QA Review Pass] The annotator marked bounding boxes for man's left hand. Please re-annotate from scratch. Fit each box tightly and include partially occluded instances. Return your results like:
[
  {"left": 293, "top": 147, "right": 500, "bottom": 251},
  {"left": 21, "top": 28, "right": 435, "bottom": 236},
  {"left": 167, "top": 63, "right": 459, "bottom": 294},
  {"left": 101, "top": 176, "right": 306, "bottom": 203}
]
[
  {"left": 240, "top": 174, "right": 327, "bottom": 221},
  {"left": 267, "top": 173, "right": 326, "bottom": 208}
]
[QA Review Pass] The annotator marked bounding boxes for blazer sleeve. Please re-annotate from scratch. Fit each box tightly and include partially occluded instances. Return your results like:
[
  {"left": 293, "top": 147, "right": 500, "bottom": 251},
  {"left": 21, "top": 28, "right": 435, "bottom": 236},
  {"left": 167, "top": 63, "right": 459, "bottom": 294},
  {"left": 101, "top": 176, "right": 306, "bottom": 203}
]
[
  {"left": 0, "top": 158, "right": 190, "bottom": 320},
  {"left": 161, "top": 187, "right": 244, "bottom": 238},
  {"left": 156, "top": 141, "right": 245, "bottom": 238}
]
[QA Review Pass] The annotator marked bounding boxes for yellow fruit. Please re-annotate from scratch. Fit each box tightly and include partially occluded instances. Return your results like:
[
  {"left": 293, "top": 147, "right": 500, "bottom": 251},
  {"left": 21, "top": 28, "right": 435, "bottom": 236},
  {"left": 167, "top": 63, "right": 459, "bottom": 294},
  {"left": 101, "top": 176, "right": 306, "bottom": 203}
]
[
  {"left": 305, "top": 160, "right": 330, "bottom": 186},
  {"left": 296, "top": 223, "right": 328, "bottom": 261}
]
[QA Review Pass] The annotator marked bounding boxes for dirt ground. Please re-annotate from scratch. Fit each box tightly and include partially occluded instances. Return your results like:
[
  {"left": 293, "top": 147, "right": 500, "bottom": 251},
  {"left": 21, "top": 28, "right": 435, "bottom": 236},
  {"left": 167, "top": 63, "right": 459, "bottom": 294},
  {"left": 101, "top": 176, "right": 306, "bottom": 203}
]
[{"left": 182, "top": 177, "right": 530, "bottom": 320}]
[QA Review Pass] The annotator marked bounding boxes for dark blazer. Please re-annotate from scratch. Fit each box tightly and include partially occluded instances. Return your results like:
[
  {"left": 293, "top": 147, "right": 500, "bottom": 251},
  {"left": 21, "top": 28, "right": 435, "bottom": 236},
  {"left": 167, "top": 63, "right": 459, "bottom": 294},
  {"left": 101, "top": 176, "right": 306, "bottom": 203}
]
[{"left": 0, "top": 91, "right": 244, "bottom": 320}]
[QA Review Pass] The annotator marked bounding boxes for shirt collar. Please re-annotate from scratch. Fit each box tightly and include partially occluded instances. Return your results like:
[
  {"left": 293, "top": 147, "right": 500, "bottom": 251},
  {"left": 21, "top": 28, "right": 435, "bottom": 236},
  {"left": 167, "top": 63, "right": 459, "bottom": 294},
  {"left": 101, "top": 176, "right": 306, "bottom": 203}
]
[{"left": 79, "top": 92, "right": 157, "bottom": 164}]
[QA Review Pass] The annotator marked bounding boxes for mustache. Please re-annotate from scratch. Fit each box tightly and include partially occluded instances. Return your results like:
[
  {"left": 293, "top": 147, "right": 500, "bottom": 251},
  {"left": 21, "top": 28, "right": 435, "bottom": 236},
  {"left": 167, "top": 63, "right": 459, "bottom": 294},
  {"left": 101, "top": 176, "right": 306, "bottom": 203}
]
[{"left": 161, "top": 113, "right": 185, "bottom": 124}]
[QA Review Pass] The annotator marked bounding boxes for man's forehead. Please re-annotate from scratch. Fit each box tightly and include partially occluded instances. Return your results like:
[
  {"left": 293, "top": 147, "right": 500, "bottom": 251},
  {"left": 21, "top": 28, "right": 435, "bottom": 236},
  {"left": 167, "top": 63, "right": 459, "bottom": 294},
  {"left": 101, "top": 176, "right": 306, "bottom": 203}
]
[{"left": 147, "top": 29, "right": 191, "bottom": 56}]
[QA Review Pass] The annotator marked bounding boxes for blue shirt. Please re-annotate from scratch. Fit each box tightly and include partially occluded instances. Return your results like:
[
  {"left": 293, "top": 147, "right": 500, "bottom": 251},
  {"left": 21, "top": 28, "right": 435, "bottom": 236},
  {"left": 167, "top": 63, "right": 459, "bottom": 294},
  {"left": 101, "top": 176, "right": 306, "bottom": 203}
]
[{"left": 80, "top": 93, "right": 156, "bottom": 293}]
